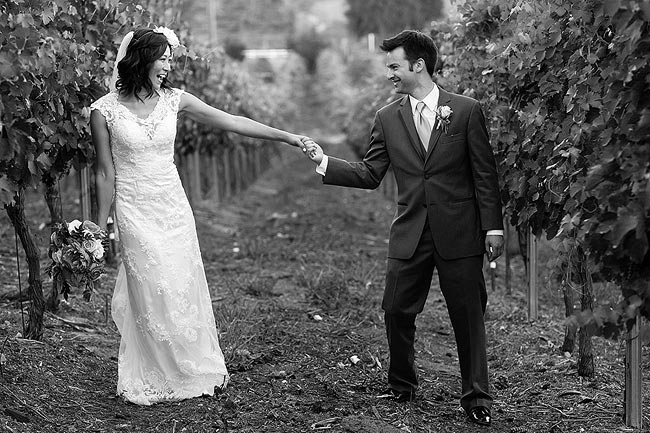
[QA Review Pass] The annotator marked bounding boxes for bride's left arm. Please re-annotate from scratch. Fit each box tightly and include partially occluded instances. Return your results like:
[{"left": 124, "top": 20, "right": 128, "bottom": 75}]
[{"left": 178, "top": 92, "right": 306, "bottom": 148}]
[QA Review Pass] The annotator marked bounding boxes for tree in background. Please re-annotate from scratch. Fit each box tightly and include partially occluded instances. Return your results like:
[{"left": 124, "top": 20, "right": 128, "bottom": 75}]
[
  {"left": 345, "top": 0, "right": 445, "bottom": 40},
  {"left": 224, "top": 38, "right": 247, "bottom": 61},
  {"left": 288, "top": 27, "right": 330, "bottom": 74}
]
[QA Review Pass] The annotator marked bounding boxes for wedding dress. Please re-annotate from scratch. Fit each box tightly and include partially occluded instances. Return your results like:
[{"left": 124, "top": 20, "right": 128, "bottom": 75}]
[{"left": 91, "top": 88, "right": 229, "bottom": 405}]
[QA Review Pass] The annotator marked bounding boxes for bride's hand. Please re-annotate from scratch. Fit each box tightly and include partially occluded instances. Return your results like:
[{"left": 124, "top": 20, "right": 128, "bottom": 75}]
[{"left": 285, "top": 134, "right": 309, "bottom": 149}]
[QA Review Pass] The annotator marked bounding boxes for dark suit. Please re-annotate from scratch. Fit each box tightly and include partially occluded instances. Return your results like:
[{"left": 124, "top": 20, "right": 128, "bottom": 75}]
[{"left": 323, "top": 87, "right": 503, "bottom": 411}]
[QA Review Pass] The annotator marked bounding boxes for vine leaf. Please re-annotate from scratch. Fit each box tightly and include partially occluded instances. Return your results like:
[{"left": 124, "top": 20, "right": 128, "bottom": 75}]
[{"left": 0, "top": 176, "right": 18, "bottom": 206}]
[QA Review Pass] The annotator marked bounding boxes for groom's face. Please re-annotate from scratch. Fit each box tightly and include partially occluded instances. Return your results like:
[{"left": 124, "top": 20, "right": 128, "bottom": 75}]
[{"left": 385, "top": 47, "right": 417, "bottom": 95}]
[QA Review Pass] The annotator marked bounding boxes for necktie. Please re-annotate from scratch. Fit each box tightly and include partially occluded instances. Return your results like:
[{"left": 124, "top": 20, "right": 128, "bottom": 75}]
[{"left": 415, "top": 101, "right": 432, "bottom": 151}]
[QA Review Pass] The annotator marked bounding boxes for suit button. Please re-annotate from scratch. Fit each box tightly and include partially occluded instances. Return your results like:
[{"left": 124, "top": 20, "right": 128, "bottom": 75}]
[{"left": 424, "top": 174, "right": 430, "bottom": 179}]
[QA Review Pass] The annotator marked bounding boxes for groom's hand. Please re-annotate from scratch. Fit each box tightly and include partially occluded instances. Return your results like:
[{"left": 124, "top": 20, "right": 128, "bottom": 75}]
[
  {"left": 301, "top": 138, "right": 324, "bottom": 164},
  {"left": 485, "top": 235, "right": 504, "bottom": 262}
]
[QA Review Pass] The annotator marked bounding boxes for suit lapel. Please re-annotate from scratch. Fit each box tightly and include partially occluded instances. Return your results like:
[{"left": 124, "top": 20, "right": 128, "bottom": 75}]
[
  {"left": 424, "top": 89, "right": 452, "bottom": 165},
  {"left": 397, "top": 97, "right": 425, "bottom": 160}
]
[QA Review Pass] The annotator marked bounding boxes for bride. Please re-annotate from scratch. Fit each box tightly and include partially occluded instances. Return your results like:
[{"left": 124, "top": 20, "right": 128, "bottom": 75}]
[{"left": 90, "top": 26, "right": 308, "bottom": 405}]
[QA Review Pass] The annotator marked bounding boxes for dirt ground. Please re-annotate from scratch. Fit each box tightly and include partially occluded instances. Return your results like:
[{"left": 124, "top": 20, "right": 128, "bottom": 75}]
[{"left": 1, "top": 139, "right": 649, "bottom": 433}]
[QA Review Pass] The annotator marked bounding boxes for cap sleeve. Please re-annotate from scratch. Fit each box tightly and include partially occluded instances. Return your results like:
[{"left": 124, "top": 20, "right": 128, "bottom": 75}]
[
  {"left": 89, "top": 92, "right": 117, "bottom": 124},
  {"left": 168, "top": 87, "right": 185, "bottom": 112}
]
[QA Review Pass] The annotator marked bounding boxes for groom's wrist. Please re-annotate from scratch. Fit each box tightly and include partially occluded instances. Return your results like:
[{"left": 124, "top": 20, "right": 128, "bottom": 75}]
[{"left": 315, "top": 155, "right": 328, "bottom": 176}]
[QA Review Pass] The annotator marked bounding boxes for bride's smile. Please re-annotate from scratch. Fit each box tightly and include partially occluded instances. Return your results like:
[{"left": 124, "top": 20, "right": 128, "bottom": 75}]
[{"left": 148, "top": 46, "right": 172, "bottom": 91}]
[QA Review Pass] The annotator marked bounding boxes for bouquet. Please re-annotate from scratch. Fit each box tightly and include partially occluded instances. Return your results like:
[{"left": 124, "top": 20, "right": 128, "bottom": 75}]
[{"left": 46, "top": 219, "right": 107, "bottom": 301}]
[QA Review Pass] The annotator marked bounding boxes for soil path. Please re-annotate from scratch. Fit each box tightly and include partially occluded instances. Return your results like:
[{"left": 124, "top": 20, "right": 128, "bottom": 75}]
[{"left": 0, "top": 136, "right": 648, "bottom": 432}]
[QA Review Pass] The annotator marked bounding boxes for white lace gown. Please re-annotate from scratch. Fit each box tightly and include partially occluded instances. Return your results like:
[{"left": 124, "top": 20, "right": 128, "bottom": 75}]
[{"left": 91, "top": 88, "right": 229, "bottom": 405}]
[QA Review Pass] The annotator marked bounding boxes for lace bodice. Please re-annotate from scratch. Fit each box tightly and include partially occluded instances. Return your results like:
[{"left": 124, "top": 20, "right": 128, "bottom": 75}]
[{"left": 90, "top": 88, "right": 183, "bottom": 182}]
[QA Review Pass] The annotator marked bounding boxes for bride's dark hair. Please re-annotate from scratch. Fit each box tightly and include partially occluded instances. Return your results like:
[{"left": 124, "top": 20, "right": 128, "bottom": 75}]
[{"left": 116, "top": 28, "right": 171, "bottom": 101}]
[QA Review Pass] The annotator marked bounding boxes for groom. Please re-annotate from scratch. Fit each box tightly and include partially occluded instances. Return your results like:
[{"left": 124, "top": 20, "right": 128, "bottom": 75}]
[{"left": 303, "top": 30, "right": 503, "bottom": 427}]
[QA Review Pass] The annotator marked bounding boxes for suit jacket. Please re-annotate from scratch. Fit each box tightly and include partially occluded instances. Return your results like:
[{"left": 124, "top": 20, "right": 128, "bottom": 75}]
[{"left": 324, "top": 88, "right": 503, "bottom": 260}]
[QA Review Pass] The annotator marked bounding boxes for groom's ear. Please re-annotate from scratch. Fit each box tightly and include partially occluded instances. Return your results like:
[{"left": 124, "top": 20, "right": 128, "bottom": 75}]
[{"left": 416, "top": 58, "right": 426, "bottom": 73}]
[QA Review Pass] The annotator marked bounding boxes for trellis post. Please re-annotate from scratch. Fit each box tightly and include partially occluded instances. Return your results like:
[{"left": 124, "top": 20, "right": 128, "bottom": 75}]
[
  {"left": 223, "top": 147, "right": 232, "bottom": 199},
  {"left": 237, "top": 147, "right": 245, "bottom": 192},
  {"left": 253, "top": 146, "right": 261, "bottom": 179},
  {"left": 504, "top": 222, "right": 511, "bottom": 295},
  {"left": 527, "top": 227, "right": 538, "bottom": 321},
  {"left": 209, "top": 152, "right": 220, "bottom": 202},
  {"left": 79, "top": 167, "right": 91, "bottom": 221},
  {"left": 624, "top": 312, "right": 642, "bottom": 428},
  {"left": 190, "top": 150, "right": 201, "bottom": 203}
]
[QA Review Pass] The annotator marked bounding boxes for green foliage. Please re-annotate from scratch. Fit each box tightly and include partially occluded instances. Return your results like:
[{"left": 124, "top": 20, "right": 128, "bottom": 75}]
[
  {"left": 344, "top": 46, "right": 386, "bottom": 85},
  {"left": 340, "top": 44, "right": 393, "bottom": 158},
  {"left": 0, "top": 0, "right": 173, "bottom": 202},
  {"left": 0, "top": 0, "right": 293, "bottom": 330},
  {"left": 345, "top": 0, "right": 445, "bottom": 39},
  {"left": 0, "top": 0, "right": 288, "bottom": 201},
  {"left": 171, "top": 46, "right": 284, "bottom": 156},
  {"left": 343, "top": 82, "right": 396, "bottom": 158},
  {"left": 436, "top": 0, "right": 650, "bottom": 330},
  {"left": 344, "top": 0, "right": 650, "bottom": 335},
  {"left": 212, "top": 0, "right": 295, "bottom": 47}
]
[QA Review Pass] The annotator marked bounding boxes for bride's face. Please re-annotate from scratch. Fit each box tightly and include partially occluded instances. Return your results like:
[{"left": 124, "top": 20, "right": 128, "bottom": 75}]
[{"left": 148, "top": 46, "right": 172, "bottom": 92}]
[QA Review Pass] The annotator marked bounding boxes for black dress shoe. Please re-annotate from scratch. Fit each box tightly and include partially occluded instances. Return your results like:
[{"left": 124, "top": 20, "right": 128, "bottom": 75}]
[
  {"left": 377, "top": 388, "right": 415, "bottom": 403},
  {"left": 467, "top": 406, "right": 491, "bottom": 426}
]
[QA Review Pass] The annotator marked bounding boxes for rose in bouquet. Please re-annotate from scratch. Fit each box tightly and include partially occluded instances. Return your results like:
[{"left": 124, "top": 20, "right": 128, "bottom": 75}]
[{"left": 46, "top": 219, "right": 107, "bottom": 301}]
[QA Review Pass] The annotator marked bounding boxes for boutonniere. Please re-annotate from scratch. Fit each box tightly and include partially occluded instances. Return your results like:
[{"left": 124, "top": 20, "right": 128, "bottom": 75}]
[{"left": 434, "top": 106, "right": 453, "bottom": 134}]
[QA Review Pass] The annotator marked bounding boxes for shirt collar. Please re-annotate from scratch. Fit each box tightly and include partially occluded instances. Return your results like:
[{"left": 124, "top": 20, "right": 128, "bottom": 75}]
[{"left": 409, "top": 83, "right": 439, "bottom": 116}]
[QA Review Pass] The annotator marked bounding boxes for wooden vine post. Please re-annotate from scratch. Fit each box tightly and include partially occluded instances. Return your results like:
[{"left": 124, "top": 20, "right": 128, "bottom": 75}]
[
  {"left": 527, "top": 227, "right": 538, "bottom": 321},
  {"left": 253, "top": 146, "right": 261, "bottom": 180},
  {"left": 190, "top": 150, "right": 201, "bottom": 203},
  {"left": 223, "top": 147, "right": 232, "bottom": 199},
  {"left": 624, "top": 311, "right": 642, "bottom": 428},
  {"left": 504, "top": 222, "right": 511, "bottom": 295},
  {"left": 209, "top": 152, "right": 221, "bottom": 202},
  {"left": 249, "top": 147, "right": 257, "bottom": 183},
  {"left": 175, "top": 143, "right": 280, "bottom": 204},
  {"left": 243, "top": 147, "right": 251, "bottom": 186},
  {"left": 239, "top": 147, "right": 246, "bottom": 192},
  {"left": 229, "top": 147, "right": 237, "bottom": 195},
  {"left": 236, "top": 147, "right": 245, "bottom": 193},
  {"left": 79, "top": 167, "right": 92, "bottom": 221}
]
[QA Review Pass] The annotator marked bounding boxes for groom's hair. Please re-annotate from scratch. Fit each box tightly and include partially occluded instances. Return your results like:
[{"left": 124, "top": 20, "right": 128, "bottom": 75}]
[
  {"left": 380, "top": 30, "right": 438, "bottom": 77},
  {"left": 116, "top": 28, "right": 172, "bottom": 101}
]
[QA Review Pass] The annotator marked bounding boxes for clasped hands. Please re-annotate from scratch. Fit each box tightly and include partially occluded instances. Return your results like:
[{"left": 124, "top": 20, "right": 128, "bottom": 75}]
[{"left": 300, "top": 137, "right": 323, "bottom": 164}]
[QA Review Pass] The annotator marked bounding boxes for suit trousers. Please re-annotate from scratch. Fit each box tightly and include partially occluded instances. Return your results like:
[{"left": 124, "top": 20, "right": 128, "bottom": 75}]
[{"left": 383, "top": 220, "right": 492, "bottom": 411}]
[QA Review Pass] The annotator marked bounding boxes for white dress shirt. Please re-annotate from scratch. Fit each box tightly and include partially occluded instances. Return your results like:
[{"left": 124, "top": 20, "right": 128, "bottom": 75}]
[{"left": 409, "top": 84, "right": 439, "bottom": 130}]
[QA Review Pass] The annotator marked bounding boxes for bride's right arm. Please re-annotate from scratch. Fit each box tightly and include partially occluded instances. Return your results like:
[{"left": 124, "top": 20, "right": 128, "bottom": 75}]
[
  {"left": 90, "top": 110, "right": 115, "bottom": 231},
  {"left": 178, "top": 91, "right": 307, "bottom": 148}
]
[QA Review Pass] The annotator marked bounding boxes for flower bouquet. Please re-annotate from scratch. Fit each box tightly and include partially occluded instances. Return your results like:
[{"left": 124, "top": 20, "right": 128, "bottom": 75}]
[{"left": 46, "top": 220, "right": 107, "bottom": 301}]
